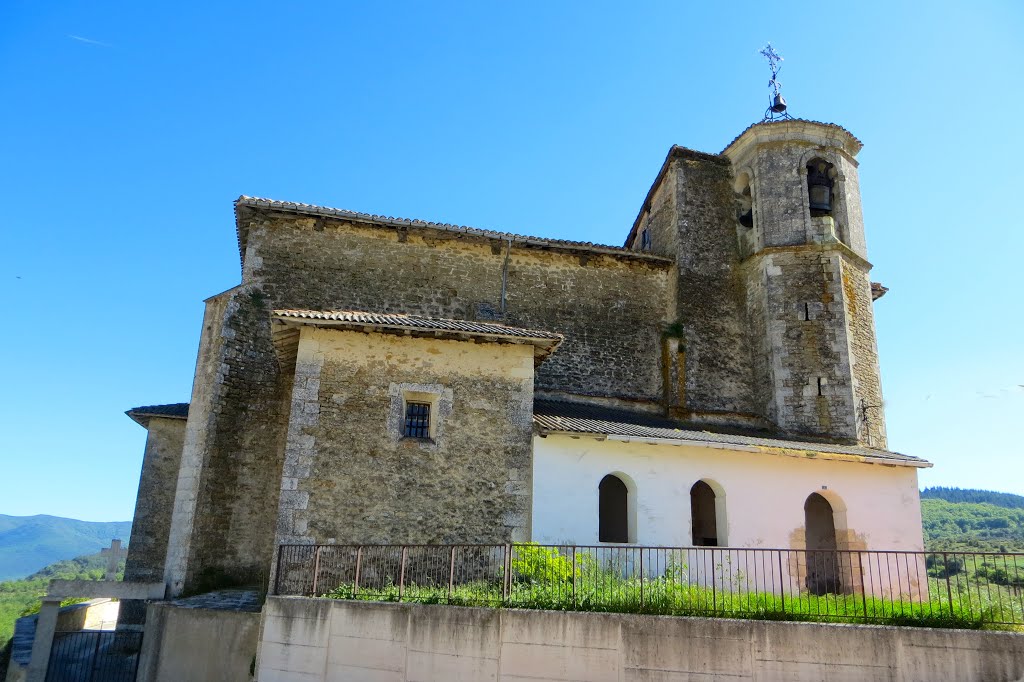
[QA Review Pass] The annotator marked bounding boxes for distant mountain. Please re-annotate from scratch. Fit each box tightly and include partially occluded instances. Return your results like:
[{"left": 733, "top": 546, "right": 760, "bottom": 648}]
[
  {"left": 921, "top": 487, "right": 1024, "bottom": 510},
  {"left": 0, "top": 515, "right": 131, "bottom": 581}
]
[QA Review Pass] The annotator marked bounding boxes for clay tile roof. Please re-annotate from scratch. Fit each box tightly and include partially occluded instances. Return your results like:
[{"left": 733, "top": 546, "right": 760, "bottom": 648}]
[
  {"left": 274, "top": 309, "right": 563, "bottom": 340},
  {"left": 533, "top": 399, "right": 929, "bottom": 467},
  {"left": 271, "top": 309, "right": 564, "bottom": 366},
  {"left": 126, "top": 403, "right": 189, "bottom": 427},
  {"left": 233, "top": 196, "right": 673, "bottom": 269}
]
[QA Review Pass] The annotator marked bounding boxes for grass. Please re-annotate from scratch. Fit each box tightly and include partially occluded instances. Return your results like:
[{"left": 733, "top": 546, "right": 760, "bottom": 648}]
[{"left": 318, "top": 574, "right": 1023, "bottom": 630}]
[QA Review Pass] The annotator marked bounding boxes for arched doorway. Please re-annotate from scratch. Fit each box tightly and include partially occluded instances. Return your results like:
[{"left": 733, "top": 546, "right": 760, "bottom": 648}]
[
  {"left": 804, "top": 492, "right": 840, "bottom": 595},
  {"left": 598, "top": 475, "right": 629, "bottom": 543},
  {"left": 690, "top": 481, "right": 718, "bottom": 547}
]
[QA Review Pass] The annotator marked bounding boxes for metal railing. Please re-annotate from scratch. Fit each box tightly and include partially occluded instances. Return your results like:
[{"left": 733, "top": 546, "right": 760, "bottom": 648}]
[
  {"left": 274, "top": 544, "right": 1024, "bottom": 626},
  {"left": 45, "top": 630, "right": 143, "bottom": 682}
]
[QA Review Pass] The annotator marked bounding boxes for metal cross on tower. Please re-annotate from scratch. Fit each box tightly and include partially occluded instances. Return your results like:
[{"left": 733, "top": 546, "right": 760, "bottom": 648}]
[{"left": 760, "top": 43, "right": 792, "bottom": 121}]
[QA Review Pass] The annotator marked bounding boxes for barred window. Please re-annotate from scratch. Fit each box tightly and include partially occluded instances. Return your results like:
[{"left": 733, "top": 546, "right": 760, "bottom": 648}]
[{"left": 404, "top": 401, "right": 431, "bottom": 439}]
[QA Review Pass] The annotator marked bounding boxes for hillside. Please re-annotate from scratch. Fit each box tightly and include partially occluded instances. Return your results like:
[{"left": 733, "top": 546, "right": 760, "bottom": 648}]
[
  {"left": 921, "top": 487, "right": 1024, "bottom": 510},
  {"left": 920, "top": 488, "right": 1024, "bottom": 553},
  {"left": 0, "top": 515, "right": 131, "bottom": 581},
  {"left": 0, "top": 551, "right": 124, "bottom": 652}
]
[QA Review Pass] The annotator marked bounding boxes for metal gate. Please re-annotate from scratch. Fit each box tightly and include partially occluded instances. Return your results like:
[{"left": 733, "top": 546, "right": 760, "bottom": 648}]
[{"left": 45, "top": 630, "right": 142, "bottom": 682}]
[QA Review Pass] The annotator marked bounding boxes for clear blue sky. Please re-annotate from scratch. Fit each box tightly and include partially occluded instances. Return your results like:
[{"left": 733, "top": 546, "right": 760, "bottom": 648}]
[{"left": 2, "top": 2, "right": 1021, "bottom": 522}]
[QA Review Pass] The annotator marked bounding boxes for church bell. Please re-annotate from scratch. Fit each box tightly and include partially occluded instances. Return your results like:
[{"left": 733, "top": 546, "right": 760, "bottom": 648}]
[
  {"left": 770, "top": 93, "right": 787, "bottom": 114},
  {"left": 807, "top": 166, "right": 833, "bottom": 213}
]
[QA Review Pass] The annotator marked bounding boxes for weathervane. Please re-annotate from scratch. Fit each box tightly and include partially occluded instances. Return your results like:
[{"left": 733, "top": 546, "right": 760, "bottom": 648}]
[{"left": 760, "top": 43, "right": 791, "bottom": 121}]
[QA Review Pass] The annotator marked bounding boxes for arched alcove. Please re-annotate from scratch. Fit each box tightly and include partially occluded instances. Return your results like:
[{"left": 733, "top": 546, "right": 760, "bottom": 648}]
[
  {"left": 804, "top": 492, "right": 841, "bottom": 595},
  {"left": 735, "top": 171, "right": 754, "bottom": 228},
  {"left": 806, "top": 158, "right": 837, "bottom": 218},
  {"left": 598, "top": 474, "right": 630, "bottom": 543},
  {"left": 690, "top": 481, "right": 718, "bottom": 546}
]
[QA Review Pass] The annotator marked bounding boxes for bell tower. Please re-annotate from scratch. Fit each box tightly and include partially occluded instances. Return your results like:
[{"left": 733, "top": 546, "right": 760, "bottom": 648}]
[
  {"left": 723, "top": 118, "right": 885, "bottom": 447},
  {"left": 717, "top": 47, "right": 886, "bottom": 447}
]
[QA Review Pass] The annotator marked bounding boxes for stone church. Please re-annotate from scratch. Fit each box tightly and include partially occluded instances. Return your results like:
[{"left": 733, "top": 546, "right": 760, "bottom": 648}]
[{"left": 123, "top": 118, "right": 929, "bottom": 600}]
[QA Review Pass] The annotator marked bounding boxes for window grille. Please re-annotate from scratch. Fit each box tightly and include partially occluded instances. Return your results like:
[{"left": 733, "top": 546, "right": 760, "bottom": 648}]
[{"left": 404, "top": 402, "right": 431, "bottom": 438}]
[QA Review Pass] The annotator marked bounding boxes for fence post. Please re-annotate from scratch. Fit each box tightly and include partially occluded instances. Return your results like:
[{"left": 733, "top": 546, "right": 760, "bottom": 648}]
[
  {"left": 503, "top": 544, "right": 512, "bottom": 602},
  {"left": 448, "top": 546, "right": 456, "bottom": 603},
  {"left": 778, "top": 551, "right": 786, "bottom": 615},
  {"left": 353, "top": 547, "right": 363, "bottom": 597},
  {"left": 711, "top": 549, "right": 717, "bottom": 613},
  {"left": 639, "top": 548, "right": 644, "bottom": 609},
  {"left": 89, "top": 630, "right": 104, "bottom": 682},
  {"left": 571, "top": 546, "right": 577, "bottom": 608},
  {"left": 398, "top": 547, "right": 408, "bottom": 602},
  {"left": 311, "top": 546, "right": 322, "bottom": 597},
  {"left": 858, "top": 551, "right": 867, "bottom": 620},
  {"left": 944, "top": 552, "right": 954, "bottom": 617},
  {"left": 274, "top": 546, "right": 284, "bottom": 595}
]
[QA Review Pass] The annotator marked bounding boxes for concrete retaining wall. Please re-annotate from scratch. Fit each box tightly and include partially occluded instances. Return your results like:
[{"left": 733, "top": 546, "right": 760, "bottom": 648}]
[
  {"left": 137, "top": 603, "right": 260, "bottom": 682},
  {"left": 257, "top": 596, "right": 1024, "bottom": 682}
]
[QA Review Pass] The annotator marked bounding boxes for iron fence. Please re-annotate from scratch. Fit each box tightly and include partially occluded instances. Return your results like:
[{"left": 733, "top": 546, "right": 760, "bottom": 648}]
[
  {"left": 45, "top": 630, "right": 142, "bottom": 682},
  {"left": 275, "top": 544, "right": 1024, "bottom": 626}
]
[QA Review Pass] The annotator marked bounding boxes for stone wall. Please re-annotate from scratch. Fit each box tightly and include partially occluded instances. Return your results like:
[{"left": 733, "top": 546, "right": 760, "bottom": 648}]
[
  {"left": 164, "top": 287, "right": 293, "bottom": 596},
  {"left": 245, "top": 212, "right": 673, "bottom": 403},
  {"left": 629, "top": 148, "right": 767, "bottom": 423},
  {"left": 165, "top": 210, "right": 670, "bottom": 594},
  {"left": 747, "top": 248, "right": 859, "bottom": 441},
  {"left": 256, "top": 598, "right": 1024, "bottom": 682},
  {"left": 274, "top": 326, "right": 536, "bottom": 546},
  {"left": 122, "top": 417, "right": 186, "bottom": 623},
  {"left": 843, "top": 257, "right": 887, "bottom": 448}
]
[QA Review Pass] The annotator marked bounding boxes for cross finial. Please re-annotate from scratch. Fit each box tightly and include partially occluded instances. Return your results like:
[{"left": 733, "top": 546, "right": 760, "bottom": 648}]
[
  {"left": 760, "top": 43, "right": 791, "bottom": 121},
  {"left": 760, "top": 43, "right": 783, "bottom": 92}
]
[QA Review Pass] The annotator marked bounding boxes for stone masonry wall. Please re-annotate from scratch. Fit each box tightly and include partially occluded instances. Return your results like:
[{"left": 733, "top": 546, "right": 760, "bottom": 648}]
[
  {"left": 122, "top": 417, "right": 186, "bottom": 623},
  {"left": 630, "top": 149, "right": 760, "bottom": 419},
  {"left": 164, "top": 287, "right": 293, "bottom": 596},
  {"left": 842, "top": 258, "right": 887, "bottom": 448},
  {"left": 185, "top": 287, "right": 293, "bottom": 591},
  {"left": 171, "top": 212, "right": 669, "bottom": 593},
  {"left": 125, "top": 418, "right": 186, "bottom": 583},
  {"left": 247, "top": 213, "right": 672, "bottom": 403},
  {"left": 747, "top": 249, "right": 858, "bottom": 441},
  {"left": 275, "top": 327, "right": 535, "bottom": 546},
  {"left": 164, "top": 290, "right": 230, "bottom": 596},
  {"left": 668, "top": 151, "right": 759, "bottom": 418}
]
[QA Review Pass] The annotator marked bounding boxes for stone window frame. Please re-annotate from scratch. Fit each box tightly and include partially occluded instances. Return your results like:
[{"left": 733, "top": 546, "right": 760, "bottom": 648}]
[{"left": 387, "top": 382, "right": 453, "bottom": 449}]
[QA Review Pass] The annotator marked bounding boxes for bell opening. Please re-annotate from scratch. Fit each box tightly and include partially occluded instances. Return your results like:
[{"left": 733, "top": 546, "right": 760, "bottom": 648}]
[{"left": 807, "top": 159, "right": 835, "bottom": 217}]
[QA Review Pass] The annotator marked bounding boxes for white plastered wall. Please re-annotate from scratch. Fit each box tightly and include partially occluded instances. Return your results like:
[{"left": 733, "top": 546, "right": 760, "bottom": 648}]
[{"left": 532, "top": 434, "right": 925, "bottom": 552}]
